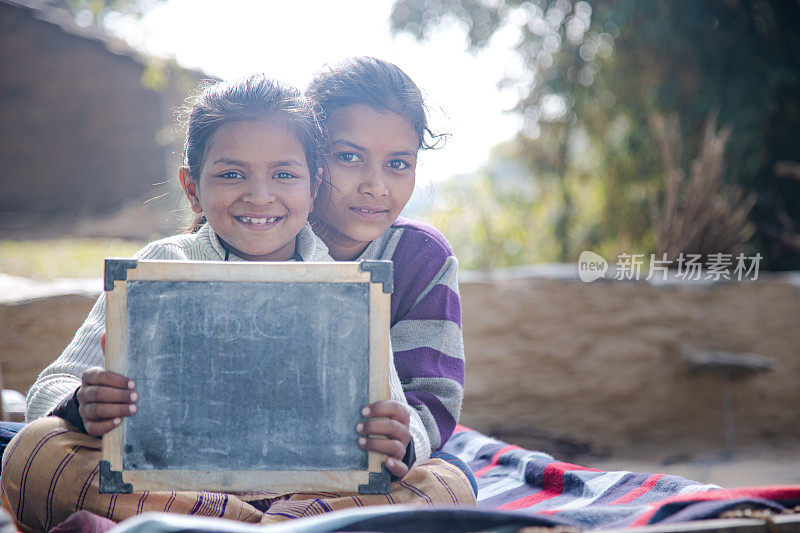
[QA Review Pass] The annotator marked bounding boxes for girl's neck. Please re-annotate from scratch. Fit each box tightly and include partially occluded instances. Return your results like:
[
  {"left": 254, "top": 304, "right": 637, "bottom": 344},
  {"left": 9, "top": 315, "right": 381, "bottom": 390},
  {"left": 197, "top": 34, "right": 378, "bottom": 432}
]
[
  {"left": 218, "top": 236, "right": 297, "bottom": 262},
  {"left": 310, "top": 217, "right": 371, "bottom": 260},
  {"left": 326, "top": 240, "right": 370, "bottom": 261}
]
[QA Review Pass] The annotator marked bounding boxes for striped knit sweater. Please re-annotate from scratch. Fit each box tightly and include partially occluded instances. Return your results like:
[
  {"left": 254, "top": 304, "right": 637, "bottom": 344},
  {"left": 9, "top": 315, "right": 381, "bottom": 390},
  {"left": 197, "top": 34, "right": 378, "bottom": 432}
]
[
  {"left": 24, "top": 223, "right": 334, "bottom": 421},
  {"left": 357, "top": 217, "right": 464, "bottom": 455}
]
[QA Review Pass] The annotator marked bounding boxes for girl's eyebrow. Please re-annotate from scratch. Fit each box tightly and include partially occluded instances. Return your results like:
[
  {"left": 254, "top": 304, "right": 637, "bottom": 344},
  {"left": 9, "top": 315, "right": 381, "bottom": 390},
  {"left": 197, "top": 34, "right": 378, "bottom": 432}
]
[
  {"left": 332, "top": 140, "right": 417, "bottom": 158},
  {"left": 211, "top": 157, "right": 250, "bottom": 167},
  {"left": 272, "top": 159, "right": 305, "bottom": 168},
  {"left": 210, "top": 158, "right": 304, "bottom": 168},
  {"left": 331, "top": 140, "right": 366, "bottom": 152}
]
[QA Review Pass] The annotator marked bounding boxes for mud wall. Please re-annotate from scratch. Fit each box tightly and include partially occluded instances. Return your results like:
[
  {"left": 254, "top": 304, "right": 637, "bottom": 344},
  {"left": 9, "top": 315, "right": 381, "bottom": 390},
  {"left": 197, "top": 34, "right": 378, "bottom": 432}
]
[{"left": 2, "top": 274, "right": 798, "bottom": 458}]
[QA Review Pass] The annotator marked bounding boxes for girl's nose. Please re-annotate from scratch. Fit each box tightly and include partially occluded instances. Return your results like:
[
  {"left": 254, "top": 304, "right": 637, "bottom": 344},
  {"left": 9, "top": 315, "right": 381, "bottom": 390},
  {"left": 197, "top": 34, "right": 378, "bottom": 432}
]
[
  {"left": 243, "top": 179, "right": 276, "bottom": 204},
  {"left": 357, "top": 167, "right": 389, "bottom": 197}
]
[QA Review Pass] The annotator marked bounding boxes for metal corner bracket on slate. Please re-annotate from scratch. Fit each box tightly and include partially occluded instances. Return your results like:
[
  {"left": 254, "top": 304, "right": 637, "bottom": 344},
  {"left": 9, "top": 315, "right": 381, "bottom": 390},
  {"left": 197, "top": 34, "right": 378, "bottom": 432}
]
[
  {"left": 359, "top": 260, "right": 393, "bottom": 294},
  {"left": 98, "top": 460, "right": 133, "bottom": 494},
  {"left": 358, "top": 464, "right": 391, "bottom": 494},
  {"left": 104, "top": 258, "right": 138, "bottom": 291}
]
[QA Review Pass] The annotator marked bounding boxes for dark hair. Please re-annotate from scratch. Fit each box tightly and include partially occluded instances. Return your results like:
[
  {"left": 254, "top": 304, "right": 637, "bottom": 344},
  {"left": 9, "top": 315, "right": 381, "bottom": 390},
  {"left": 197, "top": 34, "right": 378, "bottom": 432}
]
[
  {"left": 180, "top": 74, "right": 322, "bottom": 232},
  {"left": 305, "top": 56, "right": 444, "bottom": 150}
]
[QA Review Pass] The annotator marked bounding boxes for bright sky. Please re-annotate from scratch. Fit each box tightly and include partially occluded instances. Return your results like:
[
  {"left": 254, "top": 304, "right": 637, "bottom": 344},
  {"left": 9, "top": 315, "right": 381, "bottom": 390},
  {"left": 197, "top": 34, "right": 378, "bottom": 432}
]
[{"left": 108, "top": 0, "right": 522, "bottom": 192}]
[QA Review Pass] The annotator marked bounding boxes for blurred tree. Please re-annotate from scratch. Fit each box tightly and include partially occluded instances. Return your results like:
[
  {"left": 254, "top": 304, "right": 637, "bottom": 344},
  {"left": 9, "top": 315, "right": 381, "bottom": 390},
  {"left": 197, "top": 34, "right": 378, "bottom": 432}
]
[
  {"left": 47, "top": 0, "right": 164, "bottom": 27},
  {"left": 392, "top": 0, "right": 800, "bottom": 269},
  {"left": 429, "top": 139, "right": 612, "bottom": 269}
]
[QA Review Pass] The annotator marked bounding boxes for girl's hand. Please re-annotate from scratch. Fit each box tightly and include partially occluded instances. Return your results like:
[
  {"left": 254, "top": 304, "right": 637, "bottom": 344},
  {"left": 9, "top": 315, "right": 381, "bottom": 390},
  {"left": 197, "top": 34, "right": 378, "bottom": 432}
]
[
  {"left": 77, "top": 367, "right": 137, "bottom": 436},
  {"left": 76, "top": 332, "right": 137, "bottom": 437},
  {"left": 357, "top": 400, "right": 411, "bottom": 478}
]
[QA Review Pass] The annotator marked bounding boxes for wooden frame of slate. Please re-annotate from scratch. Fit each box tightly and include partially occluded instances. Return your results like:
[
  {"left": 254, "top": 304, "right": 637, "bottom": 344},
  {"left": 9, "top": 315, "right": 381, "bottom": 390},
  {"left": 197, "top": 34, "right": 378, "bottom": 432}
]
[{"left": 100, "top": 258, "right": 393, "bottom": 495}]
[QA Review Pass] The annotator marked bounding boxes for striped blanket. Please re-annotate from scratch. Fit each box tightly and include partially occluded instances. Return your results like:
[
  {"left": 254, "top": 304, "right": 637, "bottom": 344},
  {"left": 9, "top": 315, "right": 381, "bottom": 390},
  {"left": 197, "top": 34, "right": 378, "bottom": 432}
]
[
  {"left": 443, "top": 425, "right": 800, "bottom": 529},
  {"left": 3, "top": 422, "right": 800, "bottom": 531}
]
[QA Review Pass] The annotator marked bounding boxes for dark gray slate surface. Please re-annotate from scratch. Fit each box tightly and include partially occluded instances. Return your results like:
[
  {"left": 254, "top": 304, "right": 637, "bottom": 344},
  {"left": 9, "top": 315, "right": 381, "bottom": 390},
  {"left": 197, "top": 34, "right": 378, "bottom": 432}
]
[{"left": 123, "top": 280, "right": 370, "bottom": 472}]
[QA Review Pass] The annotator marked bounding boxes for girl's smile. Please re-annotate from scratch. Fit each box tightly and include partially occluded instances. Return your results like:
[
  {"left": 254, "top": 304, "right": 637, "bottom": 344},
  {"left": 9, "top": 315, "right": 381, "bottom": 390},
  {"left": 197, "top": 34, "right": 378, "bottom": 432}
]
[
  {"left": 349, "top": 206, "right": 391, "bottom": 220},
  {"left": 180, "top": 119, "right": 315, "bottom": 261},
  {"left": 234, "top": 215, "right": 283, "bottom": 228},
  {"left": 314, "top": 104, "right": 418, "bottom": 260}
]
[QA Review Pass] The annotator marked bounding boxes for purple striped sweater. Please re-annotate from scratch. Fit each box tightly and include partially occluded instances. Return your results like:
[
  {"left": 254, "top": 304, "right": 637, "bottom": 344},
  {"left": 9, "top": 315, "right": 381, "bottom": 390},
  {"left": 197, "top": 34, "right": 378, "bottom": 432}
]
[{"left": 357, "top": 217, "right": 464, "bottom": 454}]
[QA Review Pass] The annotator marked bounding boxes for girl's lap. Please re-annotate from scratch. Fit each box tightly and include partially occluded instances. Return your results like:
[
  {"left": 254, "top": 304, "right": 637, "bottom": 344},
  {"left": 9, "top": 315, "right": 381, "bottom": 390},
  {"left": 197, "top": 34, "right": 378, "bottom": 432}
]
[{"left": 0, "top": 421, "right": 24, "bottom": 474}]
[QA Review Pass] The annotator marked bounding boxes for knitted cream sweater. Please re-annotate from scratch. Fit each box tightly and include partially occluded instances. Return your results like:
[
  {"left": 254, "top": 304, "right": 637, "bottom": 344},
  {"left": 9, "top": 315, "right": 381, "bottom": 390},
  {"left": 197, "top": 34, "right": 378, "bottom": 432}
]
[{"left": 25, "top": 223, "right": 424, "bottom": 461}]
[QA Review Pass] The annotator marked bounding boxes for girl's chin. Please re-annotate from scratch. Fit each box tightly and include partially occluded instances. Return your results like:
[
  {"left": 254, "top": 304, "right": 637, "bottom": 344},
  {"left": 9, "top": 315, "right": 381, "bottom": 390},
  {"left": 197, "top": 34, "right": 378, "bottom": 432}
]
[
  {"left": 347, "top": 227, "right": 387, "bottom": 245},
  {"left": 219, "top": 239, "right": 293, "bottom": 261}
]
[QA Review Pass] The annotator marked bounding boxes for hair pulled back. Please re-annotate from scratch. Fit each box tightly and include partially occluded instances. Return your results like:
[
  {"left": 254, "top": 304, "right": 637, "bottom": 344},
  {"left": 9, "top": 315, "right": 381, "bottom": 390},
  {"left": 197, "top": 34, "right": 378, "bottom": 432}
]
[
  {"left": 181, "top": 74, "right": 322, "bottom": 232},
  {"left": 306, "top": 56, "right": 442, "bottom": 150}
]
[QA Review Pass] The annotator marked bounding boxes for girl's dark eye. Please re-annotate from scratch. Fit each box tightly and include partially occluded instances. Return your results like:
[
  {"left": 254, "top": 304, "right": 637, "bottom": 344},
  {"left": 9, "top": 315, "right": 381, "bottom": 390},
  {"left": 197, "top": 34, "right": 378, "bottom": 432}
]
[
  {"left": 220, "top": 171, "right": 244, "bottom": 180},
  {"left": 387, "top": 159, "right": 410, "bottom": 170},
  {"left": 275, "top": 171, "right": 297, "bottom": 180},
  {"left": 336, "top": 152, "right": 363, "bottom": 163}
]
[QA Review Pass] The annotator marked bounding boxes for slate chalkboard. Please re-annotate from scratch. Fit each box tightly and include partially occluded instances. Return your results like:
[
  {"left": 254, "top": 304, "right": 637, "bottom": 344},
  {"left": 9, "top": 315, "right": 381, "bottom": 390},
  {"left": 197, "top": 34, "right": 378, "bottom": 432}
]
[{"left": 101, "top": 259, "right": 392, "bottom": 495}]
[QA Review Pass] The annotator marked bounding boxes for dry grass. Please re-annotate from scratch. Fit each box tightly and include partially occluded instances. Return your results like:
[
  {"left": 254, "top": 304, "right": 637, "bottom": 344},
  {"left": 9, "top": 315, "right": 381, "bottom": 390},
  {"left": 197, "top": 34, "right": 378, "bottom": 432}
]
[
  {"left": 0, "top": 238, "right": 144, "bottom": 279},
  {"left": 649, "top": 111, "right": 755, "bottom": 259}
]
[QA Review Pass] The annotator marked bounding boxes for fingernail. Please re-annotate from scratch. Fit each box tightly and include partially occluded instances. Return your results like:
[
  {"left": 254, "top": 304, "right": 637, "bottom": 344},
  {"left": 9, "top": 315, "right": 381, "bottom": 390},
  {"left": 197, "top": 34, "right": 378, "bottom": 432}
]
[
  {"left": 362, "top": 407, "right": 370, "bottom": 417},
  {"left": 356, "top": 423, "right": 363, "bottom": 432},
  {"left": 129, "top": 405, "right": 137, "bottom": 414},
  {"left": 130, "top": 392, "right": 138, "bottom": 402},
  {"left": 113, "top": 418, "right": 121, "bottom": 425},
  {"left": 358, "top": 437, "right": 366, "bottom": 446},
  {"left": 128, "top": 381, "right": 135, "bottom": 389},
  {"left": 386, "top": 458, "right": 394, "bottom": 466}
]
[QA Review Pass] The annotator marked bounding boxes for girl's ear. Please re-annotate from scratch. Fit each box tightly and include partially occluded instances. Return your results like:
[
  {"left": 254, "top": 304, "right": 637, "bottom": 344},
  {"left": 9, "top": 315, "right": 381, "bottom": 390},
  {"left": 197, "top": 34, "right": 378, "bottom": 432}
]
[{"left": 179, "top": 167, "right": 203, "bottom": 214}]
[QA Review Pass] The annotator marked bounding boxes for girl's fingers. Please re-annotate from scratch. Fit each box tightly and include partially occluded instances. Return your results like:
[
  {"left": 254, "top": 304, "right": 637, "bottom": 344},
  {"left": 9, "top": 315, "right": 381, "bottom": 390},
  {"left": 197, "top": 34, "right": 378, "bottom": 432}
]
[
  {"left": 85, "top": 417, "right": 122, "bottom": 438},
  {"left": 82, "top": 367, "right": 135, "bottom": 390},
  {"left": 358, "top": 419, "right": 410, "bottom": 446},
  {"left": 79, "top": 401, "right": 137, "bottom": 422},
  {"left": 383, "top": 457, "right": 409, "bottom": 478},
  {"left": 358, "top": 435, "right": 407, "bottom": 462},
  {"left": 362, "top": 401, "right": 410, "bottom": 425},
  {"left": 78, "top": 385, "right": 138, "bottom": 405},
  {"left": 357, "top": 437, "right": 409, "bottom": 478}
]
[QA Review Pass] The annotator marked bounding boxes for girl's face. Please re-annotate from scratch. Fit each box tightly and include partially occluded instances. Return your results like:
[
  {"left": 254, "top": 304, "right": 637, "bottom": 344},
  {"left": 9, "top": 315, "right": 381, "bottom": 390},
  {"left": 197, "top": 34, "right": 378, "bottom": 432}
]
[
  {"left": 315, "top": 104, "right": 418, "bottom": 260},
  {"left": 180, "top": 119, "right": 316, "bottom": 261}
]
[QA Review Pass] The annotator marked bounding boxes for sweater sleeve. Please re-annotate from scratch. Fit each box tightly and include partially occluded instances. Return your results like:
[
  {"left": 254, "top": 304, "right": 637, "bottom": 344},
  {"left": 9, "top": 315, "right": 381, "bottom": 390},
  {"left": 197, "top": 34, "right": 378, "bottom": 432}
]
[
  {"left": 390, "top": 228, "right": 465, "bottom": 452},
  {"left": 387, "top": 339, "right": 431, "bottom": 465},
  {"left": 25, "top": 240, "right": 189, "bottom": 422},
  {"left": 25, "top": 292, "right": 106, "bottom": 422}
]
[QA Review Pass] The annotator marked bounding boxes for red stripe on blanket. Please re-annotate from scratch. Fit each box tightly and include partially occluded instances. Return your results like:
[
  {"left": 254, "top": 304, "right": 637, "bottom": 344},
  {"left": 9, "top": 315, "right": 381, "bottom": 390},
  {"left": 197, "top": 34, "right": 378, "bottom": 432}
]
[
  {"left": 611, "top": 474, "right": 665, "bottom": 504},
  {"left": 497, "top": 462, "right": 600, "bottom": 511},
  {"left": 629, "top": 486, "right": 800, "bottom": 527},
  {"left": 473, "top": 445, "right": 521, "bottom": 478}
]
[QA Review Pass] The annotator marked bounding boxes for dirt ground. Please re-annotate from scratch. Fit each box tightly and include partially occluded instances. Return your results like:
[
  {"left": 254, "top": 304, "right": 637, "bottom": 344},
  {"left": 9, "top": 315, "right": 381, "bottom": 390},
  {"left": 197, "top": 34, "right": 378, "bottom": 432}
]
[{"left": 1, "top": 271, "right": 799, "bottom": 487}]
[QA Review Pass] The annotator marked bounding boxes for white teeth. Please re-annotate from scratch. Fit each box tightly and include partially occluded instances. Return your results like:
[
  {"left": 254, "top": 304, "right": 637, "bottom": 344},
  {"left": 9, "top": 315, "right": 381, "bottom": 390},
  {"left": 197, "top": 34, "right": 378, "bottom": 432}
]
[
  {"left": 356, "top": 208, "right": 378, "bottom": 213},
  {"left": 238, "top": 216, "right": 279, "bottom": 224}
]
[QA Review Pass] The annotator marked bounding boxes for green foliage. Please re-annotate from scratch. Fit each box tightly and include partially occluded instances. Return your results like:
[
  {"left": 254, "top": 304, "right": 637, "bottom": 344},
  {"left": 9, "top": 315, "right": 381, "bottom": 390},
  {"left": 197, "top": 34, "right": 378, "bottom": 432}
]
[
  {"left": 429, "top": 141, "right": 617, "bottom": 269},
  {"left": 47, "top": 0, "right": 164, "bottom": 27},
  {"left": 393, "top": 0, "right": 800, "bottom": 269}
]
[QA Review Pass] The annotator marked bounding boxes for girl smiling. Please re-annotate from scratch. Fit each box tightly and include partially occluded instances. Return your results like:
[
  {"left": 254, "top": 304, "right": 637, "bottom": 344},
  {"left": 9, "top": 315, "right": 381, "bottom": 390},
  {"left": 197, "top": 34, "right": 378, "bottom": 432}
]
[
  {"left": 308, "top": 57, "right": 467, "bottom": 473},
  {"left": 2, "top": 73, "right": 474, "bottom": 531}
]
